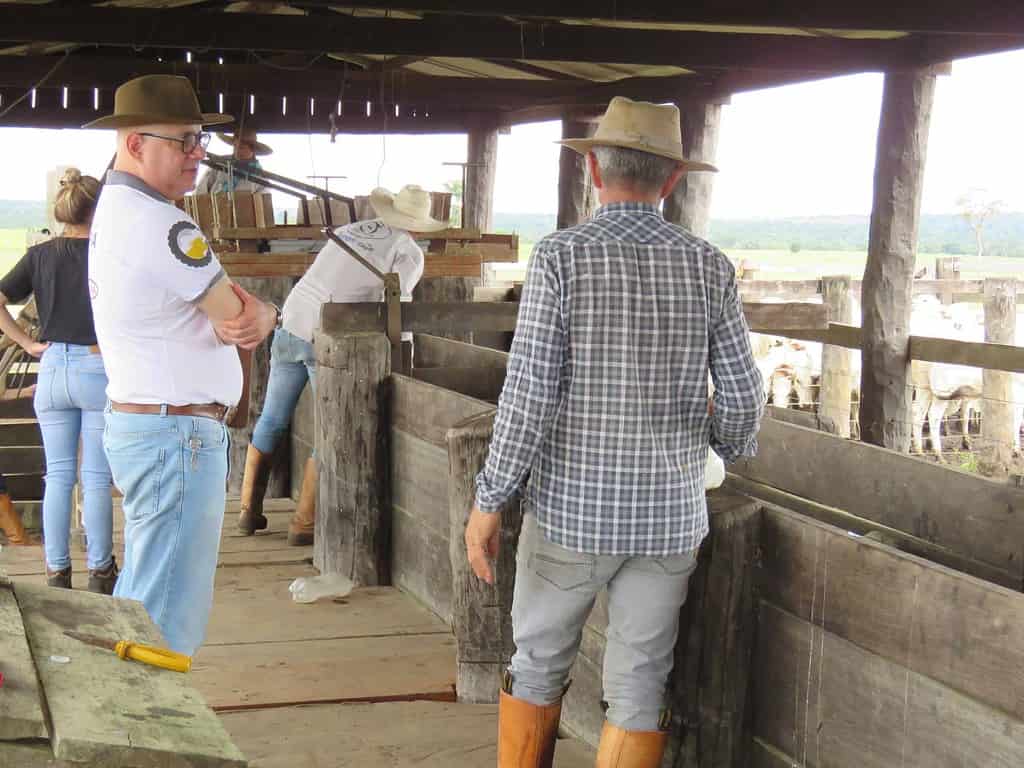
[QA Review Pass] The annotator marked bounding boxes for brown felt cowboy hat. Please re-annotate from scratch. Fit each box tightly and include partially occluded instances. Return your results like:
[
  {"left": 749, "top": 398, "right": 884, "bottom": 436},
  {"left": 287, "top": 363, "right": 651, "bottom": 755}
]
[
  {"left": 82, "top": 74, "right": 233, "bottom": 129},
  {"left": 558, "top": 96, "right": 718, "bottom": 172},
  {"left": 215, "top": 127, "right": 273, "bottom": 156}
]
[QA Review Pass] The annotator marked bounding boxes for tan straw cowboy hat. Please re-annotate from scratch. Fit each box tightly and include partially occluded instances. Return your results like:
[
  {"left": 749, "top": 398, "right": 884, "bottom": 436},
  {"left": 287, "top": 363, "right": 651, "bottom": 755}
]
[
  {"left": 558, "top": 96, "right": 717, "bottom": 172},
  {"left": 215, "top": 127, "right": 273, "bottom": 156},
  {"left": 370, "top": 185, "right": 448, "bottom": 232},
  {"left": 82, "top": 74, "right": 233, "bottom": 129}
]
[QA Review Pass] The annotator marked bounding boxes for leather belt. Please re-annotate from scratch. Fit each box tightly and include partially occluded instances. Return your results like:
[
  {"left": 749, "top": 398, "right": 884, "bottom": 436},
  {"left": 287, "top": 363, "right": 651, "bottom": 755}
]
[
  {"left": 110, "top": 401, "right": 232, "bottom": 423},
  {"left": 88, "top": 344, "right": 101, "bottom": 355}
]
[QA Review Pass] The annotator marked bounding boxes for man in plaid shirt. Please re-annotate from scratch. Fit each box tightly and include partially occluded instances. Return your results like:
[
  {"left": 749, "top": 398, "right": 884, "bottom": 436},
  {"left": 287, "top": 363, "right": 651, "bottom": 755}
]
[{"left": 465, "top": 97, "right": 764, "bottom": 767}]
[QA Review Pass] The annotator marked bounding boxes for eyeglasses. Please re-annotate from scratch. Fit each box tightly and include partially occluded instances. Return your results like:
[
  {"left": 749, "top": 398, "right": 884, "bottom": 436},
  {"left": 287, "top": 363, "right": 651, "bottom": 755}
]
[{"left": 136, "top": 131, "right": 211, "bottom": 154}]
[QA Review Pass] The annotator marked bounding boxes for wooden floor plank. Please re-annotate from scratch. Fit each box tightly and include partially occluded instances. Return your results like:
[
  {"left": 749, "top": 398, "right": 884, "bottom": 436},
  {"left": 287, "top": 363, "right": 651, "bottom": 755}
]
[
  {"left": 219, "top": 701, "right": 596, "bottom": 768},
  {"left": 206, "top": 572, "right": 449, "bottom": 646},
  {"left": 0, "top": 578, "right": 48, "bottom": 741},
  {"left": 14, "top": 582, "right": 246, "bottom": 767},
  {"left": 192, "top": 633, "right": 456, "bottom": 711}
]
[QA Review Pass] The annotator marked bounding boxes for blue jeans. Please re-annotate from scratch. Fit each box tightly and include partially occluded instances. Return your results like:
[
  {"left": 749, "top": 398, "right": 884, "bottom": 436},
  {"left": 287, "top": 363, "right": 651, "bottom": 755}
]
[
  {"left": 509, "top": 515, "right": 698, "bottom": 731},
  {"left": 33, "top": 344, "right": 113, "bottom": 572},
  {"left": 251, "top": 329, "right": 316, "bottom": 455},
  {"left": 104, "top": 408, "right": 229, "bottom": 655}
]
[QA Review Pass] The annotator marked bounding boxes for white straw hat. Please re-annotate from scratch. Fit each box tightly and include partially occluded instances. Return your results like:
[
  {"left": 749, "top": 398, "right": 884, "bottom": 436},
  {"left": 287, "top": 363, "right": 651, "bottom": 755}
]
[
  {"left": 369, "top": 185, "right": 448, "bottom": 232},
  {"left": 558, "top": 96, "right": 717, "bottom": 172}
]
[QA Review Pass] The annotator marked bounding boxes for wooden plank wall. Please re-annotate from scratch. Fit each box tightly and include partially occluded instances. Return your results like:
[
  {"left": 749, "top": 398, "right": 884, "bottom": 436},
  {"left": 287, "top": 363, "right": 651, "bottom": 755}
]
[
  {"left": 389, "top": 374, "right": 494, "bottom": 623},
  {"left": 732, "top": 415, "right": 1024, "bottom": 588},
  {"left": 752, "top": 505, "right": 1024, "bottom": 768}
]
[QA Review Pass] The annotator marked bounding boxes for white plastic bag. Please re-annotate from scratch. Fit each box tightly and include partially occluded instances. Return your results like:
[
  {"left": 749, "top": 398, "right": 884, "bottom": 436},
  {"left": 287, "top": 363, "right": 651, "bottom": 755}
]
[
  {"left": 705, "top": 449, "right": 725, "bottom": 490},
  {"left": 289, "top": 573, "right": 354, "bottom": 604}
]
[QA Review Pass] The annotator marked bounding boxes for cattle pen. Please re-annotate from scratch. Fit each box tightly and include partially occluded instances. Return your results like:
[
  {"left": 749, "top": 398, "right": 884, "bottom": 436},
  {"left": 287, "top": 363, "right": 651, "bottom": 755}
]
[{"left": 2, "top": 3, "right": 1024, "bottom": 767}]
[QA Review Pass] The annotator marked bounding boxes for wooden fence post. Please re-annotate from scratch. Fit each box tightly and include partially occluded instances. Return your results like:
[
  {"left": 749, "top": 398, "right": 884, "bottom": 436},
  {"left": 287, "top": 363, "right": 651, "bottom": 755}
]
[
  {"left": 446, "top": 412, "right": 522, "bottom": 703},
  {"left": 313, "top": 331, "right": 391, "bottom": 585},
  {"left": 935, "top": 256, "right": 960, "bottom": 305},
  {"left": 983, "top": 278, "right": 1017, "bottom": 466},
  {"left": 819, "top": 276, "right": 855, "bottom": 438},
  {"left": 666, "top": 489, "right": 762, "bottom": 767}
]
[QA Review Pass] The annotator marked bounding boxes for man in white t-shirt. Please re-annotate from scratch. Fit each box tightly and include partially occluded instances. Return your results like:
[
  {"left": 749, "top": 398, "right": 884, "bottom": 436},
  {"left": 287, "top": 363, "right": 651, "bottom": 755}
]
[
  {"left": 238, "top": 185, "right": 447, "bottom": 545},
  {"left": 84, "top": 75, "right": 278, "bottom": 655}
]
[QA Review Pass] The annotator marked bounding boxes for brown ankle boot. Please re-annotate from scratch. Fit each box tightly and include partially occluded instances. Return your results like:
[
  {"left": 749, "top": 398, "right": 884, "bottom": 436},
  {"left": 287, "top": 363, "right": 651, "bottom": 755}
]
[
  {"left": 498, "top": 690, "right": 562, "bottom": 768},
  {"left": 287, "top": 457, "right": 316, "bottom": 546},
  {"left": 595, "top": 721, "right": 668, "bottom": 768},
  {"left": 238, "top": 444, "right": 273, "bottom": 535},
  {"left": 47, "top": 566, "right": 72, "bottom": 589},
  {"left": 0, "top": 492, "right": 37, "bottom": 546},
  {"left": 87, "top": 557, "right": 119, "bottom": 595}
]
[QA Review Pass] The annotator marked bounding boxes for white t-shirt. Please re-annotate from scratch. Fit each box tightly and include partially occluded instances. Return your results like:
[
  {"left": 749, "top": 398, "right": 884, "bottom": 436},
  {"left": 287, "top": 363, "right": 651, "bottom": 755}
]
[
  {"left": 282, "top": 218, "right": 425, "bottom": 343},
  {"left": 89, "top": 171, "right": 242, "bottom": 406}
]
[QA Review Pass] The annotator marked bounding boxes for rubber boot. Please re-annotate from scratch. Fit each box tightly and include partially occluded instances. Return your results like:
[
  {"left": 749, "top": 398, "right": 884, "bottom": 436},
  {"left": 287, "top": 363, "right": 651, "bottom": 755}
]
[
  {"left": 238, "top": 445, "right": 273, "bottom": 535},
  {"left": 0, "top": 491, "right": 37, "bottom": 546},
  {"left": 87, "top": 556, "right": 119, "bottom": 595},
  {"left": 595, "top": 721, "right": 669, "bottom": 768},
  {"left": 287, "top": 457, "right": 316, "bottom": 546},
  {"left": 497, "top": 690, "right": 562, "bottom": 768}
]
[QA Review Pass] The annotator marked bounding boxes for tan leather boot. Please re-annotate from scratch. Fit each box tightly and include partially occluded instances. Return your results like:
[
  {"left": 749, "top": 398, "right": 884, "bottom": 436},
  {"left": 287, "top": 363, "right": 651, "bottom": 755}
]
[
  {"left": 287, "top": 457, "right": 316, "bottom": 546},
  {"left": 498, "top": 690, "right": 562, "bottom": 768},
  {"left": 595, "top": 722, "right": 668, "bottom": 768},
  {"left": 0, "top": 491, "right": 37, "bottom": 546},
  {"left": 238, "top": 445, "right": 273, "bottom": 535}
]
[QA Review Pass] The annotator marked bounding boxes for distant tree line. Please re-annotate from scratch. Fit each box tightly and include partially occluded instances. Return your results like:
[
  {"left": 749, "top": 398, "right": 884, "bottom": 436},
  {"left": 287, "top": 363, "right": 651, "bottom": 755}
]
[{"left": 3, "top": 200, "right": 1023, "bottom": 256}]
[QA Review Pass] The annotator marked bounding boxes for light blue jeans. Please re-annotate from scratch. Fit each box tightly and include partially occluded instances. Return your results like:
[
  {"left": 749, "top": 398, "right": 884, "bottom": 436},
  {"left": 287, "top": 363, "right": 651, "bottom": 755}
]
[
  {"left": 104, "top": 408, "right": 229, "bottom": 655},
  {"left": 509, "top": 514, "right": 699, "bottom": 731},
  {"left": 251, "top": 328, "right": 316, "bottom": 455},
  {"left": 33, "top": 343, "right": 113, "bottom": 572}
]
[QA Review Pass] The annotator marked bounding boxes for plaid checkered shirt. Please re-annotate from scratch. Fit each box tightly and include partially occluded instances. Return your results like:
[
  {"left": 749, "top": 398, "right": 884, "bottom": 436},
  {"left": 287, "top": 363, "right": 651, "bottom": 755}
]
[{"left": 474, "top": 202, "right": 764, "bottom": 556}]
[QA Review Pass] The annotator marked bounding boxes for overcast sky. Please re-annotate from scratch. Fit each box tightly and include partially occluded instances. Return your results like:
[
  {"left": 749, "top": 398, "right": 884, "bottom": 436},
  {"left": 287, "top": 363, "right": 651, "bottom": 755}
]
[{"left": 0, "top": 48, "right": 1021, "bottom": 220}]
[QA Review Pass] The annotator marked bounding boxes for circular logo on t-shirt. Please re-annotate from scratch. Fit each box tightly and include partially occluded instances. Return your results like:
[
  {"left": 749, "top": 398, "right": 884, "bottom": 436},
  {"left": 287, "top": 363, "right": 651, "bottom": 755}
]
[
  {"left": 352, "top": 220, "right": 393, "bottom": 240},
  {"left": 168, "top": 221, "right": 212, "bottom": 268}
]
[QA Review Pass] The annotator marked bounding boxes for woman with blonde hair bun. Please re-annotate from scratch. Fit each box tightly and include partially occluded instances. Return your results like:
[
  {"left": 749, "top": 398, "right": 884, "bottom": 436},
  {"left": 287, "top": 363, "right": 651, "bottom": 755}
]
[{"left": 0, "top": 167, "right": 117, "bottom": 594}]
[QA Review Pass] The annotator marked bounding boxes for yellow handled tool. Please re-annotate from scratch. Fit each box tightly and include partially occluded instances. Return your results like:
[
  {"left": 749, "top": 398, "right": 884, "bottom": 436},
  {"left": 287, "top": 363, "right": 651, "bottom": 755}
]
[{"left": 64, "top": 631, "right": 192, "bottom": 673}]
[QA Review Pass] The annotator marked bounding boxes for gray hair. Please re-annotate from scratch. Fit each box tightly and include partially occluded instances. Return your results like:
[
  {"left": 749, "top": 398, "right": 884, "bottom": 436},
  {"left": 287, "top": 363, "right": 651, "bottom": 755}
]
[{"left": 591, "top": 146, "right": 679, "bottom": 193}]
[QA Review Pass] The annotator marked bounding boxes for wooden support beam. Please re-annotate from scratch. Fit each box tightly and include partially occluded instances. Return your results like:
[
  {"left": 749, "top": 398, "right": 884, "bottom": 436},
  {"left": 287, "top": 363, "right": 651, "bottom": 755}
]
[
  {"left": 817, "top": 276, "right": 855, "bottom": 438},
  {"left": 556, "top": 117, "right": 595, "bottom": 230},
  {"left": 464, "top": 125, "right": 498, "bottom": 233},
  {"left": 860, "top": 68, "right": 936, "bottom": 451},
  {"left": 665, "top": 489, "right": 761, "bottom": 766},
  {"left": 320, "top": 300, "right": 827, "bottom": 336},
  {"left": 313, "top": 332, "right": 392, "bottom": 585},
  {"left": 0, "top": 5, "right": 990, "bottom": 71},
  {"left": 285, "top": 1, "right": 1024, "bottom": 36},
  {"left": 446, "top": 412, "right": 522, "bottom": 702},
  {"left": 983, "top": 278, "right": 1018, "bottom": 465},
  {"left": 663, "top": 99, "right": 722, "bottom": 238}
]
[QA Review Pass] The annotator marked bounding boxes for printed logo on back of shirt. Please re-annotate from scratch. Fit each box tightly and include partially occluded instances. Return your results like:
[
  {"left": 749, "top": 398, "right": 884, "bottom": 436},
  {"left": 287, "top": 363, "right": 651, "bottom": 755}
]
[{"left": 168, "top": 221, "right": 213, "bottom": 268}]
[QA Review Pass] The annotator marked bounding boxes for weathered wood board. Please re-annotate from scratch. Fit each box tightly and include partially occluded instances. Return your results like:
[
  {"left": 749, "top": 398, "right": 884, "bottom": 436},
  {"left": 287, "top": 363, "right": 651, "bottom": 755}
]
[
  {"left": 219, "top": 701, "right": 596, "bottom": 768},
  {"left": 14, "top": 582, "right": 246, "bottom": 767},
  {"left": 192, "top": 633, "right": 456, "bottom": 711},
  {"left": 391, "top": 428, "right": 453, "bottom": 622},
  {"left": 733, "top": 416, "right": 1024, "bottom": 585},
  {"left": 205, "top": 570, "right": 447, "bottom": 647},
  {"left": 0, "top": 418, "right": 41, "bottom": 446},
  {"left": 413, "top": 334, "right": 508, "bottom": 370},
  {"left": 760, "top": 506, "right": 1024, "bottom": 722},
  {"left": 0, "top": 578, "right": 47, "bottom": 741},
  {"left": 753, "top": 601, "right": 1024, "bottom": 768},
  {"left": 391, "top": 374, "right": 494, "bottom": 447}
]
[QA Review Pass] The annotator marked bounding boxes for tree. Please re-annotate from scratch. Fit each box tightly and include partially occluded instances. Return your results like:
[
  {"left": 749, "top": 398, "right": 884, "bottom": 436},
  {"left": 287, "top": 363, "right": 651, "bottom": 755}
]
[{"left": 956, "top": 188, "right": 1004, "bottom": 260}]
